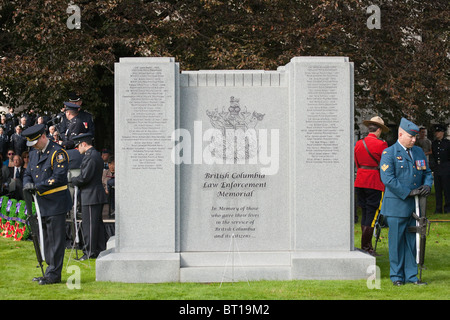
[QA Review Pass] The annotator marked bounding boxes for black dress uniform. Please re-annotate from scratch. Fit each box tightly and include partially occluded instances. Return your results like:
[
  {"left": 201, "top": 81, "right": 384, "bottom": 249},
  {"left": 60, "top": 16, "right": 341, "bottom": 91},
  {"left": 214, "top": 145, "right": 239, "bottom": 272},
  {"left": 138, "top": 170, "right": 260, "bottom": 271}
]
[
  {"left": 432, "top": 124, "right": 450, "bottom": 213},
  {"left": 10, "top": 131, "right": 27, "bottom": 157},
  {"left": 22, "top": 124, "right": 72, "bottom": 285},
  {"left": 71, "top": 133, "right": 107, "bottom": 260},
  {"left": 62, "top": 102, "right": 95, "bottom": 149}
]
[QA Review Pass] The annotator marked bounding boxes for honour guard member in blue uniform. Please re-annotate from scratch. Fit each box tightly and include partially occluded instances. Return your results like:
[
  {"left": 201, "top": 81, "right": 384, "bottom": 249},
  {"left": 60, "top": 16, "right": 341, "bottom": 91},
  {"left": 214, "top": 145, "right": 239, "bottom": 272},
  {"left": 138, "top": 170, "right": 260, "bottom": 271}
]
[
  {"left": 22, "top": 124, "right": 72, "bottom": 285},
  {"left": 380, "top": 118, "right": 433, "bottom": 286}
]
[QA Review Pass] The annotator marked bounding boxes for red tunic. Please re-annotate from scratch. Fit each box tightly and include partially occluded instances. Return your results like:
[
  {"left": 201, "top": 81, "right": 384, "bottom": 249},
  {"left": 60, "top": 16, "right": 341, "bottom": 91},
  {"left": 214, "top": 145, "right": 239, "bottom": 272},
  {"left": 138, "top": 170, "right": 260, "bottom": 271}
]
[{"left": 354, "top": 133, "right": 388, "bottom": 191}]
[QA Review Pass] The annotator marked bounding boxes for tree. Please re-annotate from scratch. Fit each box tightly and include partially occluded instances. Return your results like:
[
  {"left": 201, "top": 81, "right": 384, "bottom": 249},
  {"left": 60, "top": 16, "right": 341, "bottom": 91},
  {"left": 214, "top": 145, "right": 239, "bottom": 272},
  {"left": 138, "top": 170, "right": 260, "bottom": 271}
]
[{"left": 0, "top": 0, "right": 448, "bottom": 147}]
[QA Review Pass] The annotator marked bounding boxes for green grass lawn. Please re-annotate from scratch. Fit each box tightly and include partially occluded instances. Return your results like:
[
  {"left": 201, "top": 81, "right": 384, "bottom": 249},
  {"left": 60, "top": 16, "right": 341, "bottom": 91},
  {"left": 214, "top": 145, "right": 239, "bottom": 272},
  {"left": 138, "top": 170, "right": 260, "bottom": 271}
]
[{"left": 1, "top": 194, "right": 449, "bottom": 301}]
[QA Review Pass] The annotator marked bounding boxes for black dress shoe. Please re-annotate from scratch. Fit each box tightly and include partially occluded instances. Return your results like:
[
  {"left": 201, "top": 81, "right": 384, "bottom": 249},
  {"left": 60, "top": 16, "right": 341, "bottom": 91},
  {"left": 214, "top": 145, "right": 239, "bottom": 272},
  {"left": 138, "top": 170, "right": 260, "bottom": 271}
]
[
  {"left": 393, "top": 280, "right": 404, "bottom": 286},
  {"left": 77, "top": 254, "right": 89, "bottom": 261},
  {"left": 38, "top": 278, "right": 61, "bottom": 285},
  {"left": 32, "top": 276, "right": 44, "bottom": 282}
]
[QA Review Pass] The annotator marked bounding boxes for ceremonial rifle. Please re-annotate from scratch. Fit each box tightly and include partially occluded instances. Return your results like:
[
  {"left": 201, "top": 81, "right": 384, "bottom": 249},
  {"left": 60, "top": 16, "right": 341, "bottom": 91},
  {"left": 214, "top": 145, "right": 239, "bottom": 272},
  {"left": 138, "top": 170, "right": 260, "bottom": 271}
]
[
  {"left": 70, "top": 185, "right": 80, "bottom": 259},
  {"left": 373, "top": 214, "right": 386, "bottom": 252},
  {"left": 23, "top": 189, "right": 45, "bottom": 277},
  {"left": 32, "top": 193, "right": 45, "bottom": 261},
  {"left": 409, "top": 195, "right": 431, "bottom": 282}
]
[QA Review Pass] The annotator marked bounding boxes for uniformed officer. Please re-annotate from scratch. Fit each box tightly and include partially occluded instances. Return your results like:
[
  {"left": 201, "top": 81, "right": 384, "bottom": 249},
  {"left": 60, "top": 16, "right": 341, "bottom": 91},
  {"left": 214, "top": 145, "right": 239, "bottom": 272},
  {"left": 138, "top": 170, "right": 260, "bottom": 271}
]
[
  {"left": 67, "top": 92, "right": 95, "bottom": 138},
  {"left": 380, "top": 118, "right": 433, "bottom": 286},
  {"left": 61, "top": 102, "right": 95, "bottom": 149},
  {"left": 71, "top": 133, "right": 107, "bottom": 261},
  {"left": 431, "top": 124, "right": 450, "bottom": 214},
  {"left": 22, "top": 124, "right": 72, "bottom": 285},
  {"left": 355, "top": 116, "right": 389, "bottom": 256}
]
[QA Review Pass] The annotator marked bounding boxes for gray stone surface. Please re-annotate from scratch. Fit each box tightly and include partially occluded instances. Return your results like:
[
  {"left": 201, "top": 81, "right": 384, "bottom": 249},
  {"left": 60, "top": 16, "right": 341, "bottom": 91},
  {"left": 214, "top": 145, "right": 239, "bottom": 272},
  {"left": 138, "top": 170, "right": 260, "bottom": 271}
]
[
  {"left": 113, "top": 57, "right": 178, "bottom": 253},
  {"left": 179, "top": 71, "right": 290, "bottom": 252},
  {"left": 287, "top": 57, "right": 355, "bottom": 251},
  {"left": 291, "top": 251, "right": 374, "bottom": 280},
  {"left": 96, "top": 56, "right": 374, "bottom": 283},
  {"left": 96, "top": 251, "right": 180, "bottom": 283}
]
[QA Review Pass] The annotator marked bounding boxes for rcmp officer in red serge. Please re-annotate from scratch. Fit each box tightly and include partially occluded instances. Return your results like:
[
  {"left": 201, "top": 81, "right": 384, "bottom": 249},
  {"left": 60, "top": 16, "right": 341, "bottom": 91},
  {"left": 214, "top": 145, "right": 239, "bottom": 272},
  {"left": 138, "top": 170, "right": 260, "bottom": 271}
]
[
  {"left": 22, "top": 124, "right": 72, "bottom": 285},
  {"left": 70, "top": 133, "right": 108, "bottom": 261},
  {"left": 354, "top": 116, "right": 389, "bottom": 256},
  {"left": 380, "top": 118, "right": 433, "bottom": 286}
]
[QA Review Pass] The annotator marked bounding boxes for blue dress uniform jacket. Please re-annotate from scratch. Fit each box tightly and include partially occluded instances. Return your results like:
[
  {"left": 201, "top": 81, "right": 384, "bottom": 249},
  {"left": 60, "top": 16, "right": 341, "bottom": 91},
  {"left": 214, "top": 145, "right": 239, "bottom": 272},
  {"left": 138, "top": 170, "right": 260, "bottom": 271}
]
[
  {"left": 23, "top": 140, "right": 73, "bottom": 216},
  {"left": 379, "top": 141, "right": 433, "bottom": 283},
  {"left": 380, "top": 142, "right": 433, "bottom": 217}
]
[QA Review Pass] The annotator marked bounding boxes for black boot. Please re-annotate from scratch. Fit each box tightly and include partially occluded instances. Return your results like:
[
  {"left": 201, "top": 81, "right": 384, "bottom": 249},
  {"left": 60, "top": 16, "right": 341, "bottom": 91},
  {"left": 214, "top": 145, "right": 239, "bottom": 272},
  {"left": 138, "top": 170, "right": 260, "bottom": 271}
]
[{"left": 361, "top": 225, "right": 381, "bottom": 256}]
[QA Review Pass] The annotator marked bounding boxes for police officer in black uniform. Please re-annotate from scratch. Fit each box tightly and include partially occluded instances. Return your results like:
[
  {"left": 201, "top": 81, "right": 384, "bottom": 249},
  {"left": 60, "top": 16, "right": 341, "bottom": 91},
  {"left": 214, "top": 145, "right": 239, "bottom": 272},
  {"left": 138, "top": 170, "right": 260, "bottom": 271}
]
[
  {"left": 432, "top": 124, "right": 450, "bottom": 214},
  {"left": 22, "top": 124, "right": 72, "bottom": 285},
  {"left": 71, "top": 133, "right": 107, "bottom": 261},
  {"left": 61, "top": 102, "right": 95, "bottom": 149},
  {"left": 67, "top": 92, "right": 95, "bottom": 137}
]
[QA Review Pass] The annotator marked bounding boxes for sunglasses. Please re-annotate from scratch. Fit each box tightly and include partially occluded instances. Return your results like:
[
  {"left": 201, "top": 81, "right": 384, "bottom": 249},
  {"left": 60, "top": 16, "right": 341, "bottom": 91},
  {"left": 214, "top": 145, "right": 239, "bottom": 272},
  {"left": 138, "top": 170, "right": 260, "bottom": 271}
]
[{"left": 8, "top": 153, "right": 14, "bottom": 156}]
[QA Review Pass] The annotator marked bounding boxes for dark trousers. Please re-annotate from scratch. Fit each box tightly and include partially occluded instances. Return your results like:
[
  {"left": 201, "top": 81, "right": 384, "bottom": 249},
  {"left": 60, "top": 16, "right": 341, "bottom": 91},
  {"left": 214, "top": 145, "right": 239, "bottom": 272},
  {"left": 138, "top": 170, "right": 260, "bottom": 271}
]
[
  {"left": 434, "top": 167, "right": 450, "bottom": 213},
  {"left": 42, "top": 214, "right": 66, "bottom": 282},
  {"left": 355, "top": 187, "right": 383, "bottom": 227},
  {"left": 81, "top": 204, "right": 106, "bottom": 257}
]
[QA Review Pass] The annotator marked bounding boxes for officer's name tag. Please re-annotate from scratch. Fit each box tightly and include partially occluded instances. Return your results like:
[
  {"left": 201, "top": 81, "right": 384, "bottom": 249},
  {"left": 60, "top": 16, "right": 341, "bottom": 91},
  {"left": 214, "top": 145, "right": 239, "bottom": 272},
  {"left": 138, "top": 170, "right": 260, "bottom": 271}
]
[{"left": 415, "top": 160, "right": 427, "bottom": 170}]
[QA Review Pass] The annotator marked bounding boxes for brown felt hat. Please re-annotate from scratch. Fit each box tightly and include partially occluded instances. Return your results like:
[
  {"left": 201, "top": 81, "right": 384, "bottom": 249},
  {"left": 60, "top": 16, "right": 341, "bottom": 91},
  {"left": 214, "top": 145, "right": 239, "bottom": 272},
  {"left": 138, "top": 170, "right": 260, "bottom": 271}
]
[{"left": 363, "top": 116, "right": 390, "bottom": 133}]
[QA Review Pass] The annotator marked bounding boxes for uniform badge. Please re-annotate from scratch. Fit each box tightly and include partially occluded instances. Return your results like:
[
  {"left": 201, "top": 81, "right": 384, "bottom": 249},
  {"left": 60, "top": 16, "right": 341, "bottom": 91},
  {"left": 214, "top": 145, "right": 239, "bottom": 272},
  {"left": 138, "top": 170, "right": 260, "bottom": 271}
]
[
  {"left": 83, "top": 122, "right": 88, "bottom": 129},
  {"left": 383, "top": 151, "right": 387, "bottom": 154},
  {"left": 381, "top": 164, "right": 389, "bottom": 172},
  {"left": 55, "top": 151, "right": 66, "bottom": 163},
  {"left": 397, "top": 156, "right": 403, "bottom": 160}
]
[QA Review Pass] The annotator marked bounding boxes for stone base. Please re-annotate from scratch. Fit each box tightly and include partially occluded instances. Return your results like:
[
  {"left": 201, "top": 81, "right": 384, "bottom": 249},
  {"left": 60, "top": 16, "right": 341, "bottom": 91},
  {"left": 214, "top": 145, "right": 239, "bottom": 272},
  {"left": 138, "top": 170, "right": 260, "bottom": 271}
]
[
  {"left": 96, "top": 251, "right": 180, "bottom": 283},
  {"left": 180, "top": 252, "right": 292, "bottom": 282},
  {"left": 96, "top": 249, "right": 375, "bottom": 283},
  {"left": 291, "top": 250, "right": 375, "bottom": 280}
]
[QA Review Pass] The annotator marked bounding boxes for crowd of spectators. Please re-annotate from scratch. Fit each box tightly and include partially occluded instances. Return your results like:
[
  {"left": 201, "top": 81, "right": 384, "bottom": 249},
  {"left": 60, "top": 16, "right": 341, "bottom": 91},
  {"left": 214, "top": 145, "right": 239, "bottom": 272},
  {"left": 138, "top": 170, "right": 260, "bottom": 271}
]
[
  {"left": 0, "top": 105, "right": 115, "bottom": 214},
  {"left": 0, "top": 107, "right": 60, "bottom": 198}
]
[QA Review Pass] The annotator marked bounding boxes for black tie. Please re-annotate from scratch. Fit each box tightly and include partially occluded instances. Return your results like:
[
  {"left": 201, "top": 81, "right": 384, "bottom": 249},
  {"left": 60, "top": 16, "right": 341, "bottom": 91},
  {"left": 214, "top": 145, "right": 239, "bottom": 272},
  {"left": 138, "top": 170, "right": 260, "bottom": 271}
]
[{"left": 406, "top": 148, "right": 412, "bottom": 159}]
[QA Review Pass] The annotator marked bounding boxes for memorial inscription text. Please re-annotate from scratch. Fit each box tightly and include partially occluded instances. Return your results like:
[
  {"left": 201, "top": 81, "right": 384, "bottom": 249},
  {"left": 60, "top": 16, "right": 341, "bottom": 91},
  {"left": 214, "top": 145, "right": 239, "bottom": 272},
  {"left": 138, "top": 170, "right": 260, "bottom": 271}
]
[
  {"left": 302, "top": 65, "right": 343, "bottom": 164},
  {"left": 202, "top": 172, "right": 267, "bottom": 239},
  {"left": 121, "top": 65, "right": 170, "bottom": 170}
]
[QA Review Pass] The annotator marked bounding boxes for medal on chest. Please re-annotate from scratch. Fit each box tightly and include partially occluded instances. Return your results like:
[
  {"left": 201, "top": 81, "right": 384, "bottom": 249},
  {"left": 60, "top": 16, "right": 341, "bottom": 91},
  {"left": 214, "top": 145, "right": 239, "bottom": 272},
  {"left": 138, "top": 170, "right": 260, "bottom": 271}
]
[{"left": 415, "top": 159, "right": 426, "bottom": 170}]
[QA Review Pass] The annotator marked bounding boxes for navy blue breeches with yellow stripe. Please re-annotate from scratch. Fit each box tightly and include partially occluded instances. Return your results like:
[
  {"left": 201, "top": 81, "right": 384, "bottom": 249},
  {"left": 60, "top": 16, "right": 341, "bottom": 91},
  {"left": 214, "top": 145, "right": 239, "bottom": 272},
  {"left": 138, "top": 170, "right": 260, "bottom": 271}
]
[{"left": 356, "top": 188, "right": 383, "bottom": 227}]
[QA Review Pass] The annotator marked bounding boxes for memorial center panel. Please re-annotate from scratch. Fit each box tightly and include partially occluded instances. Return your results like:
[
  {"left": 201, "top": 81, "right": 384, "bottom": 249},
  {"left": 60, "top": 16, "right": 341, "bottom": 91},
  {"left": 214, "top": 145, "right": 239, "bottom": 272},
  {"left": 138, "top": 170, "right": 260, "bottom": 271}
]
[{"left": 179, "top": 85, "right": 290, "bottom": 252}]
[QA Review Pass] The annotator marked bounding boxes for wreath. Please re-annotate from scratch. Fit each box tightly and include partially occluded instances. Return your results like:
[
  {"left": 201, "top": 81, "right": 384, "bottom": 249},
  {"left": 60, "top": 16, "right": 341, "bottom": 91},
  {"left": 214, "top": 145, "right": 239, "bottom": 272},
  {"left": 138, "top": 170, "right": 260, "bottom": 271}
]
[{"left": 0, "top": 196, "right": 35, "bottom": 241}]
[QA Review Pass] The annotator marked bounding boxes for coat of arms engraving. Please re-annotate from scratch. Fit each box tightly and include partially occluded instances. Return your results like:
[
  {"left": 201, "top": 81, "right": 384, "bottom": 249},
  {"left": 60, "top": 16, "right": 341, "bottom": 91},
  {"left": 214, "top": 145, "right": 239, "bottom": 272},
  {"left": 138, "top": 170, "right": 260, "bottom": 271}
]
[{"left": 206, "top": 96, "right": 265, "bottom": 162}]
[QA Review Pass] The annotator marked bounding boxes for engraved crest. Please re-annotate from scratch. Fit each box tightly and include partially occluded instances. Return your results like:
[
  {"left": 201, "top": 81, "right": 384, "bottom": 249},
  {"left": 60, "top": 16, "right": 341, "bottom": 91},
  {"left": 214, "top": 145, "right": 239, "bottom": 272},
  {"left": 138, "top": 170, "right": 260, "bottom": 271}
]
[{"left": 206, "top": 96, "right": 265, "bottom": 162}]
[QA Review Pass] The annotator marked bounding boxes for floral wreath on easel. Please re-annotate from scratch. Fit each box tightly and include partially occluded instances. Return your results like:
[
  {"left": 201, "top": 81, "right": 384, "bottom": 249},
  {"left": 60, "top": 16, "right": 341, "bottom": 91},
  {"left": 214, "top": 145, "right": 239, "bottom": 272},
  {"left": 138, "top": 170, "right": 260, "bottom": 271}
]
[{"left": 0, "top": 196, "right": 36, "bottom": 241}]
